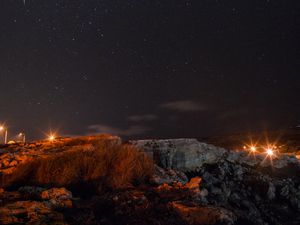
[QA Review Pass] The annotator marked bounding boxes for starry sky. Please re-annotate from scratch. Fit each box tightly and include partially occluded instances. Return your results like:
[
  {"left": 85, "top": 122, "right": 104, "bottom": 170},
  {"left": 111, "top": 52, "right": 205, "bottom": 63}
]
[{"left": 0, "top": 0, "right": 299, "bottom": 141}]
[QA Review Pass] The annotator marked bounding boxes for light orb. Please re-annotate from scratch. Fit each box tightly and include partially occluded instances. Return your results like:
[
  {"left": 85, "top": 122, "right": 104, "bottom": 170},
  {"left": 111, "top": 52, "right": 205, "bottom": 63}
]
[
  {"left": 49, "top": 135, "right": 55, "bottom": 141},
  {"left": 266, "top": 148, "right": 274, "bottom": 156}
]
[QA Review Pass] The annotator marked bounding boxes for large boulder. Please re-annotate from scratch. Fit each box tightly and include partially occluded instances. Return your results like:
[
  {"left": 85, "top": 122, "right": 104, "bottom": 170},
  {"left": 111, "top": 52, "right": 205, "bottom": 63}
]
[{"left": 131, "top": 139, "right": 227, "bottom": 171}]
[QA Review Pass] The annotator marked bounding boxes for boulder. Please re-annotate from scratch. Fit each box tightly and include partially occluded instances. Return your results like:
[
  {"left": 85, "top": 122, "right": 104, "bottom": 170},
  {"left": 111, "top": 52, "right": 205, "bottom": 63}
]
[{"left": 131, "top": 139, "right": 227, "bottom": 171}]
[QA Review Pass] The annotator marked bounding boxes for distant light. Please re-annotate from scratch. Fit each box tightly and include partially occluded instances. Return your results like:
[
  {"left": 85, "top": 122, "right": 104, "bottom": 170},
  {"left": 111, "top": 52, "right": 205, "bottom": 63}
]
[
  {"left": 243, "top": 146, "right": 247, "bottom": 149},
  {"left": 266, "top": 148, "right": 274, "bottom": 156},
  {"left": 250, "top": 146, "right": 257, "bottom": 152},
  {"left": 0, "top": 126, "right": 4, "bottom": 131},
  {"left": 48, "top": 135, "right": 56, "bottom": 141}
]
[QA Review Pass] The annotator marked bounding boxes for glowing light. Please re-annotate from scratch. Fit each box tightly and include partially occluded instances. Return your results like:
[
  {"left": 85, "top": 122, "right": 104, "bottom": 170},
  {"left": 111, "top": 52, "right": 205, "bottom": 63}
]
[
  {"left": 0, "top": 126, "right": 8, "bottom": 144},
  {"left": 48, "top": 135, "right": 56, "bottom": 141},
  {"left": 266, "top": 148, "right": 274, "bottom": 156},
  {"left": 18, "top": 133, "right": 26, "bottom": 143},
  {"left": 250, "top": 146, "right": 257, "bottom": 152}
]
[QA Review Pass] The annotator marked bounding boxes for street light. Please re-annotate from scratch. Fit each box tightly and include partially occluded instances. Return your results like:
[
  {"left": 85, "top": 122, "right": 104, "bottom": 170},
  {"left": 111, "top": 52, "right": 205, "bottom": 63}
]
[
  {"left": 18, "top": 133, "right": 26, "bottom": 143},
  {"left": 48, "top": 134, "right": 56, "bottom": 142},
  {"left": 0, "top": 126, "right": 8, "bottom": 144},
  {"left": 266, "top": 148, "right": 274, "bottom": 156},
  {"left": 250, "top": 146, "right": 257, "bottom": 152}
]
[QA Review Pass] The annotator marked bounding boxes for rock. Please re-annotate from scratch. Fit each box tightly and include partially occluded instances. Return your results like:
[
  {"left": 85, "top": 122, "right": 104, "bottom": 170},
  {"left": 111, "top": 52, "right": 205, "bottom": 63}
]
[
  {"left": 0, "top": 187, "right": 74, "bottom": 224},
  {"left": 150, "top": 165, "right": 189, "bottom": 185},
  {"left": 280, "top": 185, "right": 289, "bottom": 197},
  {"left": 154, "top": 177, "right": 202, "bottom": 201},
  {"left": 0, "top": 201, "right": 65, "bottom": 224},
  {"left": 18, "top": 186, "right": 45, "bottom": 196},
  {"left": 40, "top": 188, "right": 73, "bottom": 208},
  {"left": 168, "top": 201, "right": 236, "bottom": 225},
  {"left": 0, "top": 149, "right": 7, "bottom": 154},
  {"left": 267, "top": 183, "right": 276, "bottom": 200},
  {"left": 185, "top": 177, "right": 202, "bottom": 195},
  {"left": 131, "top": 139, "right": 228, "bottom": 171}
]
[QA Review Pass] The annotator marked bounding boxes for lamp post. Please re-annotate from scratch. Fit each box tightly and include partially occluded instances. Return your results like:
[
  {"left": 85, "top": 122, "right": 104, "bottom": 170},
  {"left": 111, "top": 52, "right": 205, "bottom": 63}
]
[
  {"left": 19, "top": 133, "right": 26, "bottom": 143},
  {"left": 0, "top": 126, "right": 8, "bottom": 144}
]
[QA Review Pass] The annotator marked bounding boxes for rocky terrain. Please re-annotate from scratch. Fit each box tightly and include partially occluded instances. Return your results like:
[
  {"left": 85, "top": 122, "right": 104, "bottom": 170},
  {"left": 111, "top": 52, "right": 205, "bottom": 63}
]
[{"left": 0, "top": 135, "right": 300, "bottom": 225}]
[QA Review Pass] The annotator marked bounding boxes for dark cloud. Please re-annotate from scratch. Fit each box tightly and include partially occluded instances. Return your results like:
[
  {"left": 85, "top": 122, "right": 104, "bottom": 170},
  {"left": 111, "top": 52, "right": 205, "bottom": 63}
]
[
  {"left": 160, "top": 100, "right": 207, "bottom": 112},
  {"left": 127, "top": 114, "right": 158, "bottom": 122},
  {"left": 87, "top": 124, "right": 152, "bottom": 136}
]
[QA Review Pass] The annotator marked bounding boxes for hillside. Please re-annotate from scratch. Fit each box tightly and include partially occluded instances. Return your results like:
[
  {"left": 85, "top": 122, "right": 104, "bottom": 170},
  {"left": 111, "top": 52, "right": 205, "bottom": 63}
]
[{"left": 0, "top": 135, "right": 300, "bottom": 225}]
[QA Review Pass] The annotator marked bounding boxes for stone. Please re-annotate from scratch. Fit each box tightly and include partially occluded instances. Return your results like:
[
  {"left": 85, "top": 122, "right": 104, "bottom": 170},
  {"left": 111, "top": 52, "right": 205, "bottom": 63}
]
[
  {"left": 267, "top": 183, "right": 276, "bottom": 200},
  {"left": 150, "top": 165, "right": 188, "bottom": 185},
  {"left": 168, "top": 201, "right": 236, "bottom": 225},
  {"left": 131, "top": 139, "right": 228, "bottom": 171},
  {"left": 18, "top": 186, "right": 45, "bottom": 197},
  {"left": 0, "top": 201, "right": 65, "bottom": 224},
  {"left": 40, "top": 188, "right": 73, "bottom": 208}
]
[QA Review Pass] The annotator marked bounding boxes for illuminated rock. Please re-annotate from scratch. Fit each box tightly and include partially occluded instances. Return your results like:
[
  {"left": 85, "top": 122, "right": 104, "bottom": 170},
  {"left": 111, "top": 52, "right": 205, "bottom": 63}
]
[
  {"left": 168, "top": 201, "right": 236, "bottom": 225},
  {"left": 0, "top": 186, "right": 73, "bottom": 224}
]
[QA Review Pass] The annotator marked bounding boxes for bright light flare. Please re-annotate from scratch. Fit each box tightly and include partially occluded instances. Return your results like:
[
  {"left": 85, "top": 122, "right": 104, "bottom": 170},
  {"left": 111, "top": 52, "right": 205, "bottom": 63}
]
[
  {"left": 0, "top": 126, "right": 4, "bottom": 131},
  {"left": 48, "top": 134, "right": 56, "bottom": 141},
  {"left": 250, "top": 146, "right": 257, "bottom": 152},
  {"left": 266, "top": 148, "right": 274, "bottom": 156}
]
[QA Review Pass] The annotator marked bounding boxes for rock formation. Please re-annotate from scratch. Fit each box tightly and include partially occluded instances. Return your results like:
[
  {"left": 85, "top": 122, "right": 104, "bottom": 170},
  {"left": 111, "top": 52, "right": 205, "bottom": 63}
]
[
  {"left": 132, "top": 138, "right": 300, "bottom": 225},
  {"left": 131, "top": 139, "right": 227, "bottom": 171}
]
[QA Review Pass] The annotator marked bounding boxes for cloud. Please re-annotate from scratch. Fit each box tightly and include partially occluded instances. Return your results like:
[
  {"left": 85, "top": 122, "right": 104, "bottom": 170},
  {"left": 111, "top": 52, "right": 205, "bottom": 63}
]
[
  {"left": 160, "top": 100, "right": 206, "bottom": 112},
  {"left": 127, "top": 114, "right": 158, "bottom": 122},
  {"left": 87, "top": 124, "right": 152, "bottom": 136}
]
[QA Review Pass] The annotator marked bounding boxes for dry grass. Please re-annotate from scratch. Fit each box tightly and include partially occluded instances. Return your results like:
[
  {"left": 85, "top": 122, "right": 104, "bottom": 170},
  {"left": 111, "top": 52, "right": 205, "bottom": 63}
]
[{"left": 2, "top": 142, "right": 153, "bottom": 194}]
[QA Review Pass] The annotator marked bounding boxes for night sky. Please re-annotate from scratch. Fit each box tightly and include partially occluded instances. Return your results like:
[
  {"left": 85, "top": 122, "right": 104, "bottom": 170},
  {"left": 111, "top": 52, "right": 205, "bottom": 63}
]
[{"left": 0, "top": 0, "right": 299, "bottom": 140}]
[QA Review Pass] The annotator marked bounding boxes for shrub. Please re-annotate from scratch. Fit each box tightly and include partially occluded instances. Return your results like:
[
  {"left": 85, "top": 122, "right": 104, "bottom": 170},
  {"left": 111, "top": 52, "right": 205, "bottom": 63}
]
[{"left": 2, "top": 142, "right": 153, "bottom": 195}]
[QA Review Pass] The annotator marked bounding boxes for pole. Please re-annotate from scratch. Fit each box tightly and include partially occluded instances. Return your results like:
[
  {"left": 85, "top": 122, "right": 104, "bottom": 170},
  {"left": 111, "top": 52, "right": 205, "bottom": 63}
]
[{"left": 4, "top": 130, "right": 7, "bottom": 144}]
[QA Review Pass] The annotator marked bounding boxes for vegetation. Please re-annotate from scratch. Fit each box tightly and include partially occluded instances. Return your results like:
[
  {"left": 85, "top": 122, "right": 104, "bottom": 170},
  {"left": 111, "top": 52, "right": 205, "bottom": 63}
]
[{"left": 2, "top": 142, "right": 153, "bottom": 195}]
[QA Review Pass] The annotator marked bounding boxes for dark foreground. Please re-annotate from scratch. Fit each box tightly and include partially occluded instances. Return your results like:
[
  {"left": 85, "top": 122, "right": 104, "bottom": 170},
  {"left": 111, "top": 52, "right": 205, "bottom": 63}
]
[{"left": 0, "top": 135, "right": 300, "bottom": 225}]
